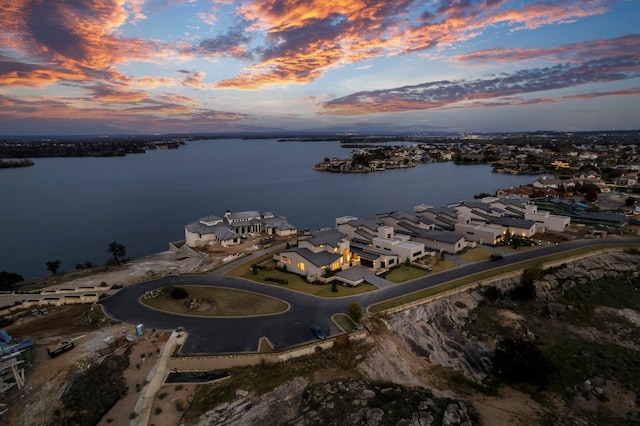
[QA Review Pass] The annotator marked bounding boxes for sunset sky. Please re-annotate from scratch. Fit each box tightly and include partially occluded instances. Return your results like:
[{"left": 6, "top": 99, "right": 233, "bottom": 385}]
[{"left": 1, "top": 0, "right": 638, "bottom": 135}]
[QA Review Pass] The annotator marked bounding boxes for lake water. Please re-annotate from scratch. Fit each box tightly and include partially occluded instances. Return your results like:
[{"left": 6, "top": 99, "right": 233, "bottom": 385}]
[{"left": 1, "top": 139, "right": 540, "bottom": 279}]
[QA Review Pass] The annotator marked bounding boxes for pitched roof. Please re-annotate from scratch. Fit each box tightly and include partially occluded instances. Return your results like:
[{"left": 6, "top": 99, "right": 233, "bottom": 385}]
[
  {"left": 343, "top": 217, "right": 381, "bottom": 231},
  {"left": 225, "top": 210, "right": 261, "bottom": 222},
  {"left": 282, "top": 247, "right": 342, "bottom": 268},
  {"left": 396, "top": 222, "right": 465, "bottom": 244},
  {"left": 211, "top": 224, "right": 240, "bottom": 241},
  {"left": 185, "top": 221, "right": 239, "bottom": 241},
  {"left": 491, "top": 216, "right": 536, "bottom": 229},
  {"left": 263, "top": 216, "right": 297, "bottom": 230},
  {"left": 303, "top": 228, "right": 347, "bottom": 247}
]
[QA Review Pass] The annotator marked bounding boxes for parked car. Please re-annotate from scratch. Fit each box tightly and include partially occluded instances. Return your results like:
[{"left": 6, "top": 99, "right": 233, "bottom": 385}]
[
  {"left": 310, "top": 325, "right": 326, "bottom": 340},
  {"left": 489, "top": 253, "right": 504, "bottom": 261}
]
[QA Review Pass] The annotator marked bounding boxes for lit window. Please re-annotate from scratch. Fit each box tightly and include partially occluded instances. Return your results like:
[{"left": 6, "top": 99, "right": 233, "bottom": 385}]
[
  {"left": 296, "top": 262, "right": 305, "bottom": 271},
  {"left": 331, "top": 261, "right": 340, "bottom": 270}
]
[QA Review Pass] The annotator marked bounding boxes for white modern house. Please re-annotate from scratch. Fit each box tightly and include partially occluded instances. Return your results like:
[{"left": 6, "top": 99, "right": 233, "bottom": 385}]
[
  {"left": 369, "top": 226, "right": 426, "bottom": 263},
  {"left": 336, "top": 216, "right": 428, "bottom": 263},
  {"left": 487, "top": 217, "right": 538, "bottom": 238},
  {"left": 454, "top": 218, "right": 504, "bottom": 245},
  {"left": 523, "top": 204, "right": 570, "bottom": 232}
]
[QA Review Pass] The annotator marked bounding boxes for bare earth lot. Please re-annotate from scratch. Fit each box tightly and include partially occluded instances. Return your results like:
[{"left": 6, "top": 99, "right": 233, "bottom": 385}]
[{"left": 1, "top": 240, "right": 269, "bottom": 425}]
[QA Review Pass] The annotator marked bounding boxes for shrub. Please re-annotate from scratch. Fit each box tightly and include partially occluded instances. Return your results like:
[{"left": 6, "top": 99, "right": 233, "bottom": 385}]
[
  {"left": 510, "top": 268, "right": 538, "bottom": 301},
  {"left": 175, "top": 399, "right": 185, "bottom": 412},
  {"left": 348, "top": 301, "right": 363, "bottom": 324},
  {"left": 170, "top": 287, "right": 188, "bottom": 299},
  {"left": 493, "top": 337, "right": 554, "bottom": 389},
  {"left": 265, "top": 277, "right": 288, "bottom": 284},
  {"left": 154, "top": 407, "right": 162, "bottom": 415},
  {"left": 482, "top": 286, "right": 502, "bottom": 303}
]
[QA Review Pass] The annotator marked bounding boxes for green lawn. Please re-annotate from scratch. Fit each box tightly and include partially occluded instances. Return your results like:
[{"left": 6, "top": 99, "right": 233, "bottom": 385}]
[
  {"left": 141, "top": 285, "right": 288, "bottom": 316},
  {"left": 386, "top": 265, "right": 431, "bottom": 283},
  {"left": 369, "top": 244, "right": 640, "bottom": 313},
  {"left": 456, "top": 247, "right": 495, "bottom": 262},
  {"left": 333, "top": 313, "right": 358, "bottom": 332},
  {"left": 228, "top": 259, "right": 376, "bottom": 297}
]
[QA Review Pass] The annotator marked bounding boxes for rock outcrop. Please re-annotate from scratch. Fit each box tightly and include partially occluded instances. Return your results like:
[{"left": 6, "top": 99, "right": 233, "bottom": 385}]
[
  {"left": 195, "top": 378, "right": 475, "bottom": 426},
  {"left": 362, "top": 250, "right": 640, "bottom": 384}
]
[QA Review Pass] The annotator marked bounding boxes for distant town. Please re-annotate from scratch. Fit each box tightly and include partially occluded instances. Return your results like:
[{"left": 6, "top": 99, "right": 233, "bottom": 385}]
[{"left": 313, "top": 131, "right": 640, "bottom": 175}]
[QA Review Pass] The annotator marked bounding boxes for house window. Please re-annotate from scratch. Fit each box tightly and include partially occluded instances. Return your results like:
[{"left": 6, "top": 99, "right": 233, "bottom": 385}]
[
  {"left": 296, "top": 261, "right": 305, "bottom": 271},
  {"left": 331, "top": 261, "right": 340, "bottom": 270}
]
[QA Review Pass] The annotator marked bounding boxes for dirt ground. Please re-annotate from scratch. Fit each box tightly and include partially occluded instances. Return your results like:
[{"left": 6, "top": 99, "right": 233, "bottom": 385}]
[
  {"left": 1, "top": 308, "right": 182, "bottom": 425},
  {"left": 0, "top": 235, "right": 284, "bottom": 425}
]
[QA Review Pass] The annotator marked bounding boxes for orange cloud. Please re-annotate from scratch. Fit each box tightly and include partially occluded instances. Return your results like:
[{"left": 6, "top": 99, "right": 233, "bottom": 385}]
[
  {"left": 216, "top": 0, "right": 609, "bottom": 89},
  {"left": 321, "top": 37, "right": 640, "bottom": 116},
  {"left": 457, "top": 35, "right": 640, "bottom": 64},
  {"left": 0, "top": 93, "right": 247, "bottom": 126},
  {"left": 0, "top": 0, "right": 183, "bottom": 89}
]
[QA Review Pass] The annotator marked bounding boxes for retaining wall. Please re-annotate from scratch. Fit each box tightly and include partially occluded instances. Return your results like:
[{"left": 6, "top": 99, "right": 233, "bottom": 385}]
[{"left": 167, "top": 330, "right": 368, "bottom": 372}]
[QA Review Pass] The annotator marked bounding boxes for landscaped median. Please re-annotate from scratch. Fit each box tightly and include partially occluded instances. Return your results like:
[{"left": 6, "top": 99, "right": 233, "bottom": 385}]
[
  {"left": 368, "top": 243, "right": 640, "bottom": 314},
  {"left": 140, "top": 285, "right": 289, "bottom": 316}
]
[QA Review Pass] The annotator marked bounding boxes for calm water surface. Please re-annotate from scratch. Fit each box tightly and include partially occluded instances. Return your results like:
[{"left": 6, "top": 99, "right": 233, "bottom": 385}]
[{"left": 1, "top": 139, "right": 539, "bottom": 279}]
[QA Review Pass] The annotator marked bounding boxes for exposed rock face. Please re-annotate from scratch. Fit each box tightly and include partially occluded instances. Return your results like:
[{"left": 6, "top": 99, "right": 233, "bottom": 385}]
[
  {"left": 195, "top": 378, "right": 475, "bottom": 426},
  {"left": 194, "top": 250, "right": 640, "bottom": 426},
  {"left": 195, "top": 377, "right": 309, "bottom": 426},
  {"left": 382, "top": 292, "right": 493, "bottom": 381},
  {"left": 365, "top": 250, "right": 640, "bottom": 384}
]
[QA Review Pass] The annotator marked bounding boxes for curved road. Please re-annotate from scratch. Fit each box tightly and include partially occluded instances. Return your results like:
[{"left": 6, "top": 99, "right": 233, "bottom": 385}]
[{"left": 100, "top": 238, "right": 640, "bottom": 354}]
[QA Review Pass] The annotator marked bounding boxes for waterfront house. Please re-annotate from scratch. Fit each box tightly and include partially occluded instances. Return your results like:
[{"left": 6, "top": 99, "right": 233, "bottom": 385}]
[
  {"left": 275, "top": 228, "right": 349, "bottom": 281},
  {"left": 487, "top": 216, "right": 538, "bottom": 238},
  {"left": 393, "top": 222, "right": 469, "bottom": 254},
  {"left": 337, "top": 216, "right": 427, "bottom": 263},
  {"left": 454, "top": 219, "right": 504, "bottom": 245},
  {"left": 185, "top": 210, "right": 297, "bottom": 248},
  {"left": 275, "top": 247, "right": 343, "bottom": 282}
]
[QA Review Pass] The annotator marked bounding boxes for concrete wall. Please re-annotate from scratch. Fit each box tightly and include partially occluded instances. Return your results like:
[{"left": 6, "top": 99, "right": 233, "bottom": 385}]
[
  {"left": 166, "top": 331, "right": 368, "bottom": 372},
  {"left": 454, "top": 223, "right": 502, "bottom": 245},
  {"left": 0, "top": 293, "right": 100, "bottom": 316},
  {"left": 525, "top": 211, "right": 570, "bottom": 232}
]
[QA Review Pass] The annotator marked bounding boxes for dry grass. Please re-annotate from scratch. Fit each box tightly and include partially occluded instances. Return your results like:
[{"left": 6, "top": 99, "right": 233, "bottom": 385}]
[
  {"left": 141, "top": 285, "right": 288, "bottom": 316},
  {"left": 456, "top": 247, "right": 495, "bottom": 262}
]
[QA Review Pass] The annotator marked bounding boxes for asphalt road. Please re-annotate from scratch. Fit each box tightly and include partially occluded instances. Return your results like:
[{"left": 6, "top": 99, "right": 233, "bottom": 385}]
[{"left": 99, "top": 237, "right": 640, "bottom": 354}]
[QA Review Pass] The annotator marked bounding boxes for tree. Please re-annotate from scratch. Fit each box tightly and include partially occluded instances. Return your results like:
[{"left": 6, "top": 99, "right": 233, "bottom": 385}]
[
  {"left": 348, "top": 301, "right": 363, "bottom": 324},
  {"left": 107, "top": 241, "right": 127, "bottom": 263},
  {"left": 46, "top": 260, "right": 61, "bottom": 275},
  {"left": 170, "top": 287, "right": 188, "bottom": 299},
  {"left": 0, "top": 271, "right": 24, "bottom": 291},
  {"left": 510, "top": 267, "right": 539, "bottom": 301},
  {"left": 493, "top": 337, "right": 554, "bottom": 389},
  {"left": 625, "top": 196, "right": 637, "bottom": 207}
]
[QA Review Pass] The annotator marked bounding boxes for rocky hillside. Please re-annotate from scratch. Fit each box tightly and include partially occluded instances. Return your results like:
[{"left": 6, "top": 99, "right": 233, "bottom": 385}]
[
  {"left": 192, "top": 249, "right": 640, "bottom": 425},
  {"left": 360, "top": 249, "right": 640, "bottom": 424}
]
